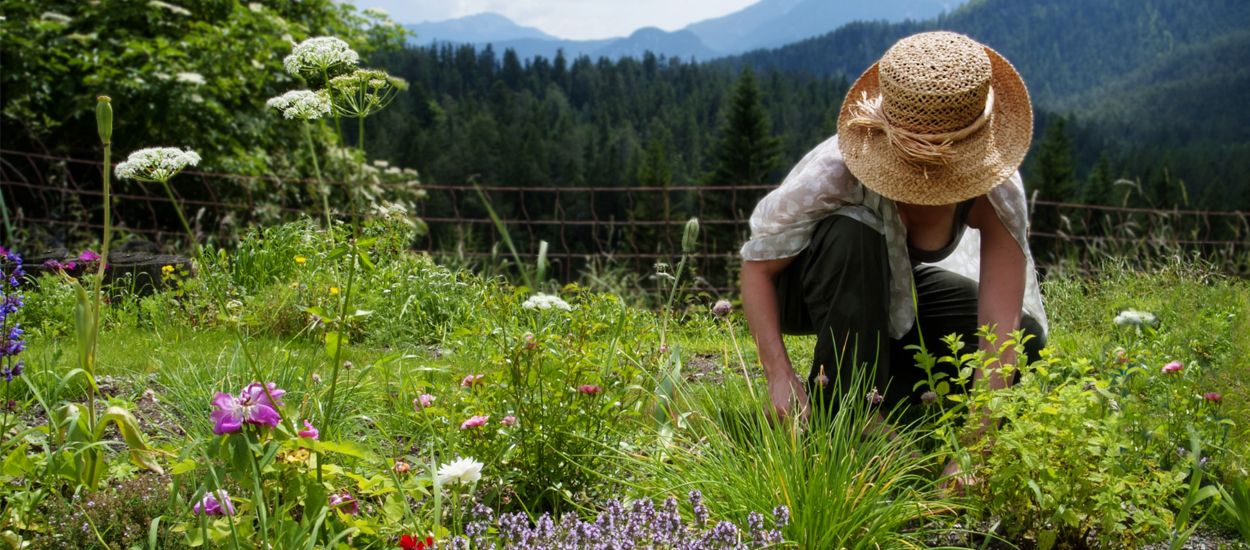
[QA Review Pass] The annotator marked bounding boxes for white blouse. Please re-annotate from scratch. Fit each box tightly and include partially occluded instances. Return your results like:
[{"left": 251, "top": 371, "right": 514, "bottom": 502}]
[{"left": 739, "top": 134, "right": 1048, "bottom": 339}]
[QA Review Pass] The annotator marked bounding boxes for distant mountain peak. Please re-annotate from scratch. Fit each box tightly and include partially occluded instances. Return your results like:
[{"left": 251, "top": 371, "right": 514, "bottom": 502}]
[{"left": 405, "top": 12, "right": 558, "bottom": 45}]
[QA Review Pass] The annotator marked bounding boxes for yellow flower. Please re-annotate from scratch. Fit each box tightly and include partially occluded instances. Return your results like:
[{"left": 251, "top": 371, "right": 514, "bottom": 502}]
[
  {"left": 329, "top": 286, "right": 340, "bottom": 296},
  {"left": 161, "top": 265, "right": 175, "bottom": 276},
  {"left": 294, "top": 255, "right": 307, "bottom": 265}
]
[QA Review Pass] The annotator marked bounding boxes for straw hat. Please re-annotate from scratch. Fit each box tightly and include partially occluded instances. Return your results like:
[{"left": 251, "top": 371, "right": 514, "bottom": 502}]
[{"left": 837, "top": 31, "right": 1032, "bottom": 205}]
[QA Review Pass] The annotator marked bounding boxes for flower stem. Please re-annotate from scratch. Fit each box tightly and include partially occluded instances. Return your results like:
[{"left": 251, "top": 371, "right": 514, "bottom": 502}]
[
  {"left": 243, "top": 428, "right": 271, "bottom": 549},
  {"left": 159, "top": 179, "right": 196, "bottom": 250},
  {"left": 303, "top": 122, "right": 333, "bottom": 230}
]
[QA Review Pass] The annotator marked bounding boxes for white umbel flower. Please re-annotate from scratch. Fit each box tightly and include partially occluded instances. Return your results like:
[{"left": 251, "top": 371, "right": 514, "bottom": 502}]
[
  {"left": 175, "top": 72, "right": 205, "bottom": 85},
  {"left": 522, "top": 293, "right": 572, "bottom": 311},
  {"left": 148, "top": 1, "right": 191, "bottom": 16},
  {"left": 436, "top": 457, "right": 483, "bottom": 486},
  {"left": 266, "top": 90, "right": 331, "bottom": 120},
  {"left": 283, "top": 36, "right": 359, "bottom": 78},
  {"left": 1113, "top": 309, "right": 1158, "bottom": 328},
  {"left": 115, "top": 147, "right": 201, "bottom": 183}
]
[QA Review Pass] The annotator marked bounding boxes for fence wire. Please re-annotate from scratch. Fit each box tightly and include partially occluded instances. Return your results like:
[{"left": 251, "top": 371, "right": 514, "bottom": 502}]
[{"left": 3, "top": 148, "right": 1248, "bottom": 290}]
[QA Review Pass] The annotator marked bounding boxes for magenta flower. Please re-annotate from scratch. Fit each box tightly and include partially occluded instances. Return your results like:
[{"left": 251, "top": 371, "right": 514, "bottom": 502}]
[
  {"left": 328, "top": 492, "right": 358, "bottom": 515},
  {"left": 460, "top": 415, "right": 489, "bottom": 430},
  {"left": 500, "top": 415, "right": 517, "bottom": 427},
  {"left": 578, "top": 384, "right": 602, "bottom": 395},
  {"left": 1162, "top": 361, "right": 1184, "bottom": 375},
  {"left": 41, "top": 259, "right": 77, "bottom": 271},
  {"left": 299, "top": 419, "right": 320, "bottom": 439},
  {"left": 414, "top": 393, "right": 436, "bottom": 410},
  {"left": 210, "top": 382, "right": 285, "bottom": 435},
  {"left": 461, "top": 374, "right": 484, "bottom": 388},
  {"left": 78, "top": 250, "right": 101, "bottom": 262},
  {"left": 1204, "top": 392, "right": 1222, "bottom": 403},
  {"left": 193, "top": 490, "right": 236, "bottom": 516},
  {"left": 712, "top": 299, "right": 732, "bottom": 318}
]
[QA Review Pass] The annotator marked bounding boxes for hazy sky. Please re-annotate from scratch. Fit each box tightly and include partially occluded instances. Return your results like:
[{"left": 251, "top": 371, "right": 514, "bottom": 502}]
[{"left": 352, "top": 0, "right": 761, "bottom": 40}]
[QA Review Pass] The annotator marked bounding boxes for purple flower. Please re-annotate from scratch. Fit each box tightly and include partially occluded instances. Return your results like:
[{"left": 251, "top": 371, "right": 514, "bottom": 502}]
[
  {"left": 298, "top": 419, "right": 319, "bottom": 439},
  {"left": 500, "top": 415, "right": 517, "bottom": 427},
  {"left": 328, "top": 492, "right": 358, "bottom": 515},
  {"left": 921, "top": 390, "right": 938, "bottom": 405},
  {"left": 712, "top": 299, "right": 732, "bottom": 318},
  {"left": 210, "top": 382, "right": 285, "bottom": 434},
  {"left": 193, "top": 490, "right": 235, "bottom": 516},
  {"left": 461, "top": 374, "right": 484, "bottom": 388},
  {"left": 414, "top": 393, "right": 435, "bottom": 409},
  {"left": 78, "top": 250, "right": 101, "bottom": 263},
  {"left": 1162, "top": 361, "right": 1184, "bottom": 374},
  {"left": 41, "top": 259, "right": 76, "bottom": 271},
  {"left": 866, "top": 387, "right": 884, "bottom": 405}
]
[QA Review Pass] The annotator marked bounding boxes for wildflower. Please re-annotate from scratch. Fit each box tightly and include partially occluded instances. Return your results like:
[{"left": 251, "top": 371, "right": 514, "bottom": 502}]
[
  {"left": 437, "top": 457, "right": 483, "bottom": 486},
  {"left": 866, "top": 387, "right": 884, "bottom": 405},
  {"left": 500, "top": 415, "right": 517, "bottom": 427},
  {"left": 161, "top": 265, "right": 175, "bottom": 276},
  {"left": 328, "top": 492, "right": 358, "bottom": 515},
  {"left": 78, "top": 250, "right": 101, "bottom": 262},
  {"left": 921, "top": 390, "right": 938, "bottom": 405},
  {"left": 2, "top": 249, "right": 26, "bottom": 383},
  {"left": 689, "top": 490, "right": 708, "bottom": 528},
  {"left": 522, "top": 293, "right": 572, "bottom": 311},
  {"left": 311, "top": 373, "right": 322, "bottom": 384},
  {"left": 460, "top": 374, "right": 484, "bottom": 388},
  {"left": 1162, "top": 361, "right": 1184, "bottom": 375},
  {"left": 393, "top": 461, "right": 411, "bottom": 474},
  {"left": 193, "top": 490, "right": 235, "bottom": 516},
  {"left": 209, "top": 382, "right": 285, "bottom": 434},
  {"left": 115, "top": 147, "right": 200, "bottom": 183},
  {"left": 522, "top": 332, "right": 536, "bottom": 350},
  {"left": 329, "top": 286, "right": 340, "bottom": 295},
  {"left": 773, "top": 504, "right": 790, "bottom": 527},
  {"left": 266, "top": 89, "right": 332, "bottom": 120},
  {"left": 460, "top": 415, "right": 489, "bottom": 430},
  {"left": 711, "top": 299, "right": 732, "bottom": 318},
  {"left": 283, "top": 36, "right": 360, "bottom": 78},
  {"left": 1204, "top": 392, "right": 1222, "bottom": 403},
  {"left": 325, "top": 68, "right": 408, "bottom": 118},
  {"left": 298, "top": 419, "right": 319, "bottom": 439},
  {"left": 42, "top": 259, "right": 76, "bottom": 271},
  {"left": 148, "top": 1, "right": 191, "bottom": 16},
  {"left": 814, "top": 364, "right": 829, "bottom": 387},
  {"left": 681, "top": 217, "right": 701, "bottom": 253},
  {"left": 414, "top": 393, "right": 436, "bottom": 409},
  {"left": 1114, "top": 309, "right": 1158, "bottom": 328},
  {"left": 175, "top": 72, "right": 206, "bottom": 85},
  {"left": 40, "top": 11, "right": 72, "bottom": 24},
  {"left": 399, "top": 534, "right": 435, "bottom": 550},
  {"left": 578, "top": 384, "right": 602, "bottom": 396},
  {"left": 294, "top": 255, "right": 307, "bottom": 265}
]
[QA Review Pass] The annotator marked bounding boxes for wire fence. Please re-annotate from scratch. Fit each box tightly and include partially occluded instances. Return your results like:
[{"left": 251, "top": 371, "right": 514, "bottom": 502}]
[{"left": 3, "top": 148, "right": 1248, "bottom": 290}]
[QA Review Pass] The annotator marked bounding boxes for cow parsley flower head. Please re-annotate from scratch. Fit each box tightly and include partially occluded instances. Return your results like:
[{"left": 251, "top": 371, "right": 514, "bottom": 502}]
[
  {"left": 1114, "top": 309, "right": 1158, "bottom": 328},
  {"left": 326, "top": 68, "right": 407, "bottom": 118},
  {"left": 522, "top": 293, "right": 571, "bottom": 311},
  {"left": 115, "top": 147, "right": 200, "bottom": 183},
  {"left": 266, "top": 89, "right": 331, "bottom": 120},
  {"left": 175, "top": 72, "right": 205, "bottom": 85},
  {"left": 437, "top": 457, "right": 483, "bottom": 486},
  {"left": 283, "top": 36, "right": 359, "bottom": 78}
]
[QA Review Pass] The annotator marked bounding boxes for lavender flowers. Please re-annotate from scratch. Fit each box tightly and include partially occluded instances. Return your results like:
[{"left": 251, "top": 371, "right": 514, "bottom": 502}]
[{"left": 1, "top": 247, "right": 24, "bottom": 383}]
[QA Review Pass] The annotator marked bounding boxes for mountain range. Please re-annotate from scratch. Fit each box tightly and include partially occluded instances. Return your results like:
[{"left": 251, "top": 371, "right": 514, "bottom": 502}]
[{"left": 404, "top": 0, "right": 956, "bottom": 61}]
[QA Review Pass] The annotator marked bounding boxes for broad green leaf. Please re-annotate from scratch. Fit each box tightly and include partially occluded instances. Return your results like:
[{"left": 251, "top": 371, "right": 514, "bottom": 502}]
[{"left": 98, "top": 406, "right": 165, "bottom": 474}]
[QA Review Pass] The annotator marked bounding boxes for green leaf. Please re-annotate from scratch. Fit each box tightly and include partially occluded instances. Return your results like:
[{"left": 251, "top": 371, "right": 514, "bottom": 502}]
[
  {"left": 310, "top": 439, "right": 368, "bottom": 459},
  {"left": 98, "top": 406, "right": 165, "bottom": 474},
  {"left": 325, "top": 331, "right": 346, "bottom": 359},
  {"left": 169, "top": 458, "right": 200, "bottom": 475}
]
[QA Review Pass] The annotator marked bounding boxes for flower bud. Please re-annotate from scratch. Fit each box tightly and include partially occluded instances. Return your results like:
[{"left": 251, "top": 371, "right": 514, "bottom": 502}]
[
  {"left": 921, "top": 391, "right": 938, "bottom": 404},
  {"left": 96, "top": 96, "right": 113, "bottom": 144},
  {"left": 681, "top": 217, "right": 700, "bottom": 254},
  {"left": 711, "top": 300, "right": 732, "bottom": 318}
]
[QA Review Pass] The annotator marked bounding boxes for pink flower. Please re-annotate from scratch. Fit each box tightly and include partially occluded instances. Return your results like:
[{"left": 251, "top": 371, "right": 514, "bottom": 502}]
[
  {"left": 210, "top": 382, "right": 285, "bottom": 435},
  {"left": 328, "top": 492, "right": 358, "bottom": 515},
  {"left": 298, "top": 419, "right": 319, "bottom": 439},
  {"left": 500, "top": 415, "right": 517, "bottom": 427},
  {"left": 866, "top": 387, "right": 884, "bottom": 405},
  {"left": 460, "top": 415, "right": 489, "bottom": 430},
  {"left": 41, "top": 259, "right": 76, "bottom": 271},
  {"left": 193, "top": 490, "right": 235, "bottom": 516},
  {"left": 1162, "top": 361, "right": 1184, "bottom": 374},
  {"left": 578, "top": 384, "right": 602, "bottom": 395},
  {"left": 461, "top": 374, "right": 484, "bottom": 388},
  {"left": 711, "top": 300, "right": 732, "bottom": 318},
  {"left": 78, "top": 250, "right": 101, "bottom": 262},
  {"left": 414, "top": 393, "right": 436, "bottom": 409},
  {"left": 1204, "top": 392, "right": 1222, "bottom": 403}
]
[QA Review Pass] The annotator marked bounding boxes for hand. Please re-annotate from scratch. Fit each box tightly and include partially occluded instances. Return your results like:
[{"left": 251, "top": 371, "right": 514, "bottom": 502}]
[
  {"left": 939, "top": 459, "right": 979, "bottom": 496},
  {"left": 766, "top": 371, "right": 810, "bottom": 423}
]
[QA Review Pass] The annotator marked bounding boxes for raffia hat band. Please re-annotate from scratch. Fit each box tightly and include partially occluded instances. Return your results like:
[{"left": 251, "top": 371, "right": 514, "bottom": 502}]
[{"left": 844, "top": 86, "right": 995, "bottom": 167}]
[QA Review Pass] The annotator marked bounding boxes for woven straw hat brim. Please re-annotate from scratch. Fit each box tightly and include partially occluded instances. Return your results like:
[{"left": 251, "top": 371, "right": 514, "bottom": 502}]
[{"left": 837, "top": 44, "right": 1033, "bottom": 206}]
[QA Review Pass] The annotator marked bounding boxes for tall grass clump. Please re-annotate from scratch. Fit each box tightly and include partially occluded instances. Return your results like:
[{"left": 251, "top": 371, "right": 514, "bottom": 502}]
[{"left": 627, "top": 367, "right": 954, "bottom": 549}]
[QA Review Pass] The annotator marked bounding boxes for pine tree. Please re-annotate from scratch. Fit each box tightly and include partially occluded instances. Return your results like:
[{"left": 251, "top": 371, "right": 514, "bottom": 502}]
[
  {"left": 1031, "top": 116, "right": 1078, "bottom": 262},
  {"left": 709, "top": 67, "right": 782, "bottom": 187}
]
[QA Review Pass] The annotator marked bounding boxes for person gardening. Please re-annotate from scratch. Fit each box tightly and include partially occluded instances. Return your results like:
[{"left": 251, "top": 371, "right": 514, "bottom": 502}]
[{"left": 738, "top": 31, "right": 1047, "bottom": 482}]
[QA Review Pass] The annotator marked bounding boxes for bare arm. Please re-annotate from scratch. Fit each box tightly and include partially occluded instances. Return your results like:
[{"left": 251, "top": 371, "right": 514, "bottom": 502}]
[
  {"left": 740, "top": 257, "right": 810, "bottom": 419},
  {"left": 969, "top": 196, "right": 1027, "bottom": 389}
]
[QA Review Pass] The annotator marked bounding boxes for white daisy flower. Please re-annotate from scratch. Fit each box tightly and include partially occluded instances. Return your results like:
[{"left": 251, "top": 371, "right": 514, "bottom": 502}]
[{"left": 283, "top": 36, "right": 359, "bottom": 78}]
